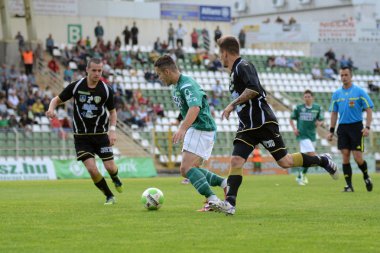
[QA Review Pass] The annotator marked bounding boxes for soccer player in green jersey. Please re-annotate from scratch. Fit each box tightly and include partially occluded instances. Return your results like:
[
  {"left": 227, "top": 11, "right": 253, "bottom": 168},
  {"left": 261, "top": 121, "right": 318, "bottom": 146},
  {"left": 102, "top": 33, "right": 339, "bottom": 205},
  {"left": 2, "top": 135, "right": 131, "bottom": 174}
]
[
  {"left": 290, "top": 90, "right": 324, "bottom": 185},
  {"left": 154, "top": 55, "right": 227, "bottom": 212}
]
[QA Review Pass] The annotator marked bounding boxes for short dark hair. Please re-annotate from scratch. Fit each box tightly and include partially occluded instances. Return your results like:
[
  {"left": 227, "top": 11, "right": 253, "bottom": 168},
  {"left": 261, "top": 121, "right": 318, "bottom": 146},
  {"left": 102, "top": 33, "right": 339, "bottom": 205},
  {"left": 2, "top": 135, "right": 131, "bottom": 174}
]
[
  {"left": 217, "top": 36, "right": 240, "bottom": 55},
  {"left": 304, "top": 89, "right": 313, "bottom": 96},
  {"left": 154, "top": 55, "right": 177, "bottom": 71},
  {"left": 87, "top": 58, "right": 102, "bottom": 68},
  {"left": 340, "top": 66, "right": 352, "bottom": 75}
]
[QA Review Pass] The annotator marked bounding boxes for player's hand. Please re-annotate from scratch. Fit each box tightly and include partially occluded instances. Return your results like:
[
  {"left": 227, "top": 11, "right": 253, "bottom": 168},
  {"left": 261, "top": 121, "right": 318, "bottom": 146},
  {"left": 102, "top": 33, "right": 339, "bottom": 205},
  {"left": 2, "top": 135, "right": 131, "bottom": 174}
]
[
  {"left": 293, "top": 129, "right": 299, "bottom": 136},
  {"left": 45, "top": 110, "right": 56, "bottom": 119},
  {"left": 222, "top": 104, "right": 234, "bottom": 120},
  {"left": 108, "top": 130, "right": 116, "bottom": 146},
  {"left": 172, "top": 127, "right": 186, "bottom": 145},
  {"left": 327, "top": 132, "right": 333, "bottom": 141},
  {"left": 362, "top": 127, "right": 370, "bottom": 137}
]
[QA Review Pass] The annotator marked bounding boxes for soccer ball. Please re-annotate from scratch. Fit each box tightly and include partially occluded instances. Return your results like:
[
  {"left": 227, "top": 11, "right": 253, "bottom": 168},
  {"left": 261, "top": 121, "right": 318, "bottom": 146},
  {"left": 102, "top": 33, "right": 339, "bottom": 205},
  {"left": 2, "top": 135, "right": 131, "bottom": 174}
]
[{"left": 141, "top": 187, "right": 164, "bottom": 210}]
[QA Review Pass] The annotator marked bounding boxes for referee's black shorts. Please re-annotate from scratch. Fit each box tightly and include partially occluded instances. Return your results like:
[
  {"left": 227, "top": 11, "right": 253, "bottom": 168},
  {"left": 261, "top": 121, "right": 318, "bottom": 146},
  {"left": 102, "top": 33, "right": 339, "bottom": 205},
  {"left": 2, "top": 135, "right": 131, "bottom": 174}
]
[
  {"left": 74, "top": 133, "right": 114, "bottom": 162},
  {"left": 337, "top": 121, "right": 364, "bottom": 151},
  {"left": 232, "top": 123, "right": 287, "bottom": 161}
]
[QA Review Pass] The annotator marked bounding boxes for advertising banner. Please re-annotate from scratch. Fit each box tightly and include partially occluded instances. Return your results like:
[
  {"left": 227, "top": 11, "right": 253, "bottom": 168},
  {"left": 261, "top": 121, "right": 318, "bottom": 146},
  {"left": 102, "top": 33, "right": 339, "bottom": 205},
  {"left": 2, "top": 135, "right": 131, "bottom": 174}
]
[
  {"left": 53, "top": 157, "right": 157, "bottom": 179},
  {"left": 0, "top": 158, "right": 56, "bottom": 181},
  {"left": 160, "top": 3, "right": 199, "bottom": 21},
  {"left": 199, "top": 5, "right": 231, "bottom": 22}
]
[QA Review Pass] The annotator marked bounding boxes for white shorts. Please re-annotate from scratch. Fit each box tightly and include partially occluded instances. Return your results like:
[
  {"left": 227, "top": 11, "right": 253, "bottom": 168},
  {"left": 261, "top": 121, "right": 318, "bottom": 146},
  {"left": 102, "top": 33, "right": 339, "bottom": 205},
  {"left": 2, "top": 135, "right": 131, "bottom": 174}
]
[
  {"left": 182, "top": 127, "right": 215, "bottom": 161},
  {"left": 299, "top": 139, "right": 316, "bottom": 153}
]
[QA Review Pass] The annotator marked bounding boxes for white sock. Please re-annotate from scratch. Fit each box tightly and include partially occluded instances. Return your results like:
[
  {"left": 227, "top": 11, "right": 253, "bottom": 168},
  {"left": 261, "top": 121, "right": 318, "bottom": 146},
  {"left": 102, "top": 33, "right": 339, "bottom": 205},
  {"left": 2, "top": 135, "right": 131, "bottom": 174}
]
[
  {"left": 207, "top": 195, "right": 218, "bottom": 202},
  {"left": 220, "top": 178, "right": 227, "bottom": 189}
]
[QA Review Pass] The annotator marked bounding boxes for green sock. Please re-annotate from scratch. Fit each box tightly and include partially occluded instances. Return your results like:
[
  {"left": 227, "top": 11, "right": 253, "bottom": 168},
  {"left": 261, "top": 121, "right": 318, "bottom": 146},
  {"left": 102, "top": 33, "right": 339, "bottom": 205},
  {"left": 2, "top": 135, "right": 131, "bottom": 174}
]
[
  {"left": 186, "top": 168, "right": 215, "bottom": 198},
  {"left": 302, "top": 167, "right": 308, "bottom": 174},
  {"left": 197, "top": 168, "right": 225, "bottom": 187}
]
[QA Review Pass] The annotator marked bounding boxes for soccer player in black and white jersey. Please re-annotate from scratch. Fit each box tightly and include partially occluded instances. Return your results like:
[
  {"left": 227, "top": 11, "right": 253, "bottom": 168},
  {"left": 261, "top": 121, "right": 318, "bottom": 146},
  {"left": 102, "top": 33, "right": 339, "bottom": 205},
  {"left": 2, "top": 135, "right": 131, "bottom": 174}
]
[
  {"left": 208, "top": 36, "right": 339, "bottom": 215},
  {"left": 46, "top": 58, "right": 123, "bottom": 205}
]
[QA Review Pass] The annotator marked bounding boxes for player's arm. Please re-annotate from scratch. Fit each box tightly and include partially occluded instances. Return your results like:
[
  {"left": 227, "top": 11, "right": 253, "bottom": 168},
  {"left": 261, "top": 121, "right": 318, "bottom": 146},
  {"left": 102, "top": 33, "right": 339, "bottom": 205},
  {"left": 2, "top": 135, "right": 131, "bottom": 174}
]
[
  {"left": 289, "top": 118, "right": 299, "bottom": 136},
  {"left": 173, "top": 106, "right": 200, "bottom": 144},
  {"left": 362, "top": 107, "right": 372, "bottom": 137},
  {"left": 46, "top": 96, "right": 63, "bottom": 119},
  {"left": 327, "top": 111, "right": 338, "bottom": 141},
  {"left": 108, "top": 109, "right": 117, "bottom": 146}
]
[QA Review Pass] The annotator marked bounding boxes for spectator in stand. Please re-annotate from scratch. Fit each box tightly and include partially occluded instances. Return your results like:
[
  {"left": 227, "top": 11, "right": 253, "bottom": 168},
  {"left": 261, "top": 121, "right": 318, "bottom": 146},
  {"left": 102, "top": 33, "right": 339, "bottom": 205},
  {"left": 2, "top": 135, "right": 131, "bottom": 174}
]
[
  {"left": 347, "top": 57, "right": 357, "bottom": 70},
  {"left": 206, "top": 54, "right": 222, "bottom": 72},
  {"left": 122, "top": 52, "right": 133, "bottom": 70},
  {"left": 32, "top": 98, "right": 45, "bottom": 117},
  {"left": 114, "top": 36, "right": 122, "bottom": 49},
  {"left": 0, "top": 64, "right": 8, "bottom": 89},
  {"left": 34, "top": 43, "right": 43, "bottom": 62},
  {"left": 48, "top": 57, "right": 60, "bottom": 73},
  {"left": 176, "top": 23, "right": 187, "bottom": 47},
  {"left": 61, "top": 46, "right": 73, "bottom": 65},
  {"left": 50, "top": 116, "right": 62, "bottom": 133},
  {"left": 161, "top": 40, "right": 169, "bottom": 53},
  {"left": 367, "top": 80, "right": 379, "bottom": 93},
  {"left": 324, "top": 48, "right": 336, "bottom": 64},
  {"left": 274, "top": 55, "right": 287, "bottom": 68},
  {"left": 0, "top": 92, "right": 8, "bottom": 117},
  {"left": 289, "top": 17, "right": 297, "bottom": 25},
  {"left": 311, "top": 64, "right": 323, "bottom": 80},
  {"left": 46, "top": 34, "right": 54, "bottom": 56},
  {"left": 19, "top": 112, "right": 33, "bottom": 130},
  {"left": 15, "top": 31, "right": 25, "bottom": 50},
  {"left": 131, "top": 21, "right": 139, "bottom": 46},
  {"left": 266, "top": 56, "right": 275, "bottom": 69},
  {"left": 64, "top": 65, "right": 74, "bottom": 82},
  {"left": 153, "top": 103, "right": 164, "bottom": 117},
  {"left": 8, "top": 113, "right": 18, "bottom": 128},
  {"left": 94, "top": 21, "right": 104, "bottom": 41},
  {"left": 191, "top": 52, "right": 203, "bottom": 67},
  {"left": 153, "top": 37, "right": 163, "bottom": 54},
  {"left": 191, "top": 28, "right": 199, "bottom": 49},
  {"left": 214, "top": 26, "right": 222, "bottom": 44},
  {"left": 22, "top": 47, "right": 34, "bottom": 75},
  {"left": 374, "top": 61, "right": 380, "bottom": 75},
  {"left": 275, "top": 16, "right": 284, "bottom": 23},
  {"left": 85, "top": 36, "right": 92, "bottom": 49},
  {"left": 16, "top": 97, "right": 28, "bottom": 115},
  {"left": 238, "top": 29, "right": 246, "bottom": 48},
  {"left": 212, "top": 79, "right": 224, "bottom": 99},
  {"left": 168, "top": 23, "right": 175, "bottom": 48},
  {"left": 122, "top": 26, "right": 131, "bottom": 46},
  {"left": 323, "top": 65, "right": 335, "bottom": 80},
  {"left": 339, "top": 55, "right": 349, "bottom": 67},
  {"left": 7, "top": 89, "right": 19, "bottom": 110},
  {"left": 202, "top": 28, "right": 210, "bottom": 51},
  {"left": 174, "top": 45, "right": 185, "bottom": 62}
]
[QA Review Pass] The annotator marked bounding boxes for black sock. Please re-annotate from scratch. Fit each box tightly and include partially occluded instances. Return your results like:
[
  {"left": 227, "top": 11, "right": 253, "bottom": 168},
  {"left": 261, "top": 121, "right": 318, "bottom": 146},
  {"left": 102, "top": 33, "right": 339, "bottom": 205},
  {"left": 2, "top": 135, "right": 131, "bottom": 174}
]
[
  {"left": 226, "top": 175, "right": 242, "bottom": 207},
  {"left": 358, "top": 161, "right": 369, "bottom": 180},
  {"left": 301, "top": 153, "right": 323, "bottom": 167},
  {"left": 109, "top": 169, "right": 119, "bottom": 182},
  {"left": 302, "top": 167, "right": 309, "bottom": 174},
  {"left": 95, "top": 177, "right": 114, "bottom": 197},
  {"left": 342, "top": 163, "right": 353, "bottom": 187}
]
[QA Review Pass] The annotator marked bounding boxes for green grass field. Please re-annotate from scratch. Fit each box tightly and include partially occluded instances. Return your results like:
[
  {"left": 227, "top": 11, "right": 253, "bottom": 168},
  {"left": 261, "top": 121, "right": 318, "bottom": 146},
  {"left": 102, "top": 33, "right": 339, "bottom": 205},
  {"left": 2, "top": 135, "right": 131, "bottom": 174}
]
[{"left": 0, "top": 174, "right": 379, "bottom": 253}]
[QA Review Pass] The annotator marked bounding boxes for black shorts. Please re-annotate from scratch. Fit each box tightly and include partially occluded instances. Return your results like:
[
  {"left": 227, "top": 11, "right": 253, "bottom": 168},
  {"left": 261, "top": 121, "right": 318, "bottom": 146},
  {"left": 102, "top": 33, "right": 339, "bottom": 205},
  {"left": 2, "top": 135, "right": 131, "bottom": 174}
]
[
  {"left": 74, "top": 134, "right": 114, "bottom": 162},
  {"left": 337, "top": 122, "right": 364, "bottom": 151},
  {"left": 232, "top": 123, "right": 287, "bottom": 161}
]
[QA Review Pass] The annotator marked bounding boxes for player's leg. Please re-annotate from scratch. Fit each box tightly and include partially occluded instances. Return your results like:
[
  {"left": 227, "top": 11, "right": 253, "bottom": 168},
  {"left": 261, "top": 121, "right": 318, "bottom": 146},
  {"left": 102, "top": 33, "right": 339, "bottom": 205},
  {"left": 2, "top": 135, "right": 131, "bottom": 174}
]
[
  {"left": 349, "top": 124, "right": 372, "bottom": 192},
  {"left": 104, "top": 160, "right": 123, "bottom": 193},
  {"left": 301, "top": 139, "right": 317, "bottom": 184},
  {"left": 263, "top": 124, "right": 338, "bottom": 179},
  {"left": 96, "top": 134, "right": 124, "bottom": 193},
  {"left": 74, "top": 135, "right": 115, "bottom": 204},
  {"left": 341, "top": 149, "right": 354, "bottom": 192},
  {"left": 227, "top": 140, "right": 254, "bottom": 206},
  {"left": 82, "top": 158, "right": 115, "bottom": 205},
  {"left": 181, "top": 151, "right": 220, "bottom": 202},
  {"left": 352, "top": 150, "right": 373, "bottom": 192}
]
